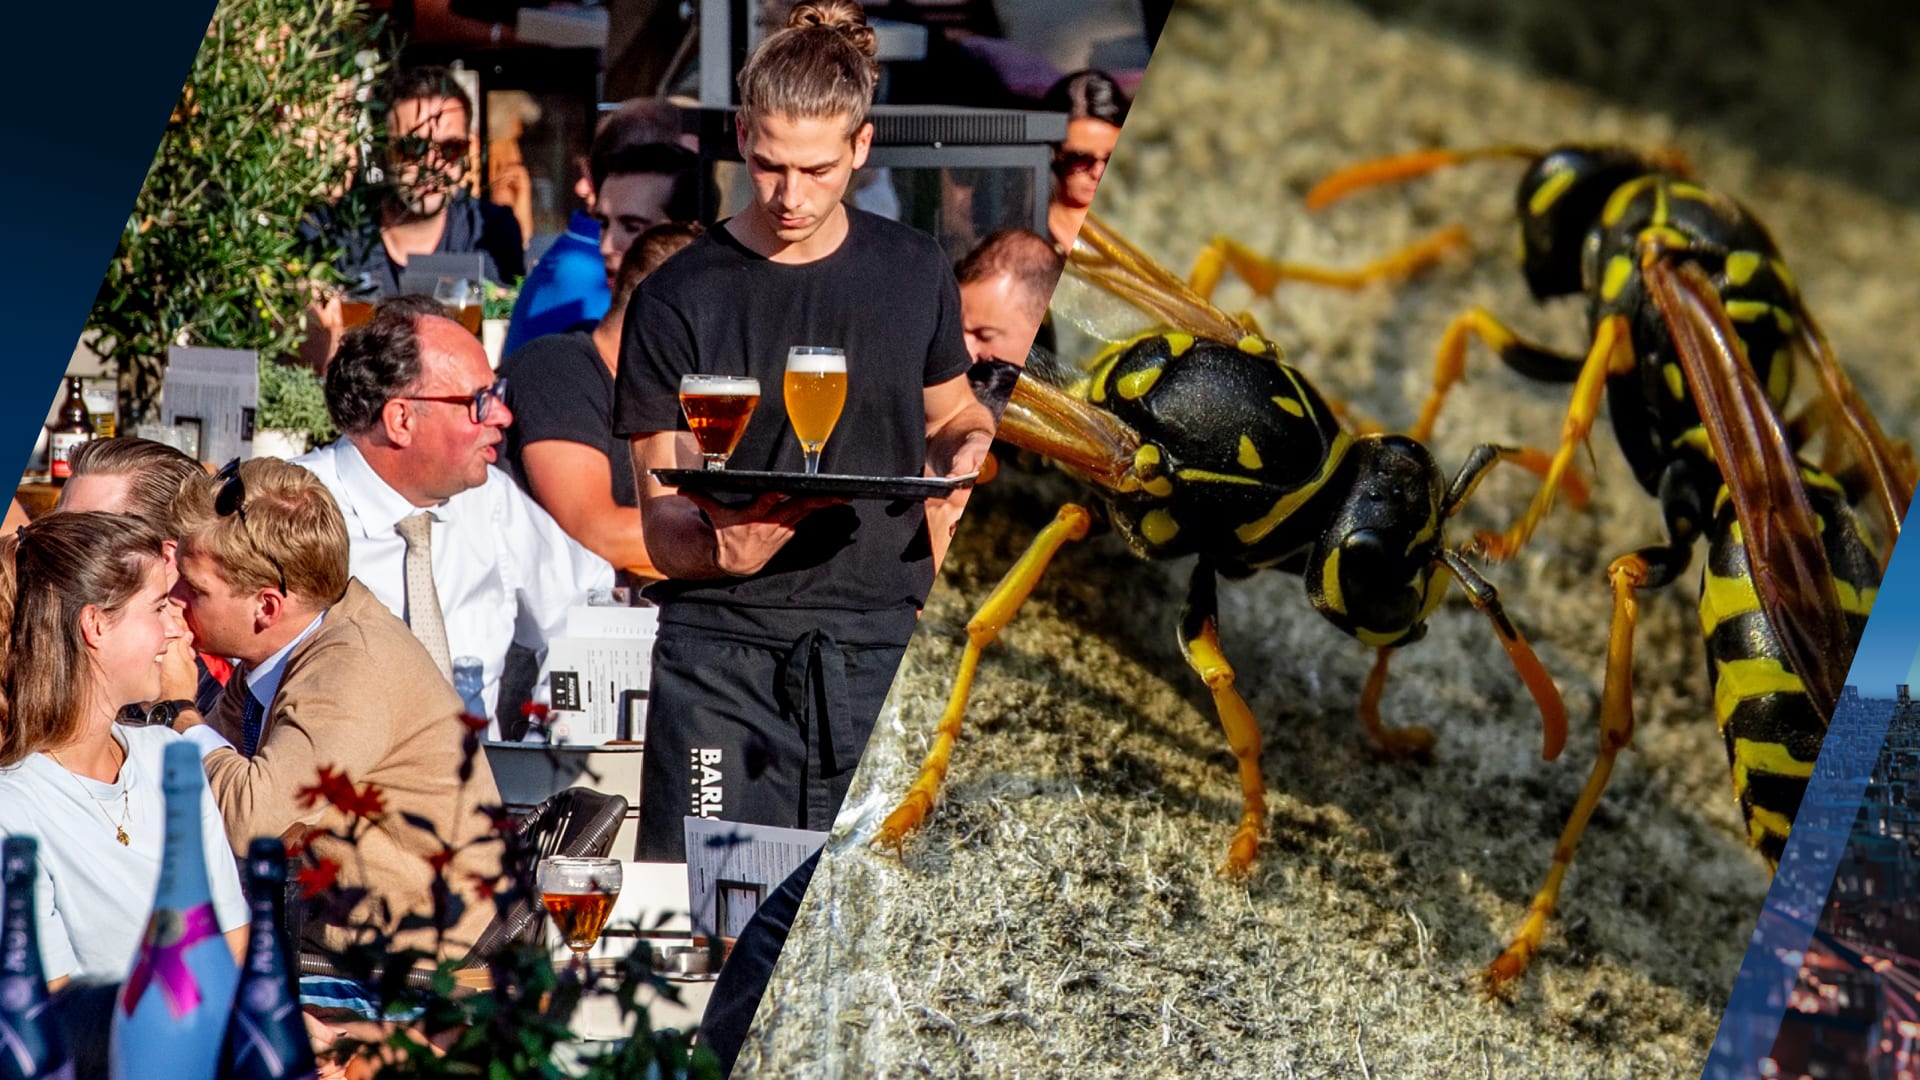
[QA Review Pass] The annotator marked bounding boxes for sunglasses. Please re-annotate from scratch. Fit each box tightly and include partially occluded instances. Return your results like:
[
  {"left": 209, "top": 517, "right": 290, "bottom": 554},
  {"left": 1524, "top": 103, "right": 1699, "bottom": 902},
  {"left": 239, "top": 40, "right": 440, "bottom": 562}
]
[
  {"left": 214, "top": 459, "right": 289, "bottom": 595},
  {"left": 1053, "top": 150, "right": 1111, "bottom": 177},
  {"left": 404, "top": 378, "right": 510, "bottom": 425},
  {"left": 388, "top": 135, "right": 471, "bottom": 164}
]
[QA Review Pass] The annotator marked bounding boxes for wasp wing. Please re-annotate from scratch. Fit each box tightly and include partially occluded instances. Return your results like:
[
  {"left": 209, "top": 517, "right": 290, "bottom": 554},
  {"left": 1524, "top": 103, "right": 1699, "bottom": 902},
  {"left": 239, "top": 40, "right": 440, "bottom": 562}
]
[
  {"left": 997, "top": 367, "right": 1143, "bottom": 492},
  {"left": 1789, "top": 304, "right": 1915, "bottom": 555},
  {"left": 1648, "top": 257, "right": 1849, "bottom": 719},
  {"left": 1069, "top": 214, "right": 1257, "bottom": 346}
]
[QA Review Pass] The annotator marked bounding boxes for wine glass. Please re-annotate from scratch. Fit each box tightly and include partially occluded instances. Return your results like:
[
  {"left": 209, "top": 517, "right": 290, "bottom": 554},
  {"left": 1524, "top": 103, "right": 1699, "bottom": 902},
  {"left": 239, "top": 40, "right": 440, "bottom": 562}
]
[
  {"left": 678, "top": 375, "right": 762, "bottom": 471},
  {"left": 783, "top": 346, "right": 847, "bottom": 475},
  {"left": 538, "top": 856, "right": 622, "bottom": 968}
]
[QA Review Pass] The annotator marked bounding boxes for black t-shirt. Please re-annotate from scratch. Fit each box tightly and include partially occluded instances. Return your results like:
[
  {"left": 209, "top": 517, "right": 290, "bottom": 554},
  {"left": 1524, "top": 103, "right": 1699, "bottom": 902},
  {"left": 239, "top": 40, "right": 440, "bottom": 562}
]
[
  {"left": 612, "top": 208, "right": 973, "bottom": 643},
  {"left": 499, "top": 330, "right": 635, "bottom": 508},
  {"left": 301, "top": 188, "right": 526, "bottom": 299}
]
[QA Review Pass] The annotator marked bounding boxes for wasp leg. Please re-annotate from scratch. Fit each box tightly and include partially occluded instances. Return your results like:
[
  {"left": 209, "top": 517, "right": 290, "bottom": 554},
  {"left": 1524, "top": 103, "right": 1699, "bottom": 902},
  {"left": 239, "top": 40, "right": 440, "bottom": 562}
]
[
  {"left": 1486, "top": 546, "right": 1685, "bottom": 988},
  {"left": 874, "top": 504, "right": 1094, "bottom": 855},
  {"left": 1177, "top": 562, "right": 1267, "bottom": 877},
  {"left": 1187, "top": 227, "right": 1469, "bottom": 303},
  {"left": 1411, "top": 306, "right": 1582, "bottom": 442},
  {"left": 1475, "top": 314, "right": 1637, "bottom": 561},
  {"left": 1358, "top": 647, "right": 1436, "bottom": 757}
]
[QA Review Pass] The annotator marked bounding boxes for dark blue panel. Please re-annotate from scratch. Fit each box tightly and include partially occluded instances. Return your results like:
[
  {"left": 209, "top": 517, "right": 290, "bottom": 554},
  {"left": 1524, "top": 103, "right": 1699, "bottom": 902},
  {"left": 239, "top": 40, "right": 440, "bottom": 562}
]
[
  {"left": 1704, "top": 505, "right": 1920, "bottom": 1078},
  {"left": 0, "top": 3, "right": 215, "bottom": 480}
]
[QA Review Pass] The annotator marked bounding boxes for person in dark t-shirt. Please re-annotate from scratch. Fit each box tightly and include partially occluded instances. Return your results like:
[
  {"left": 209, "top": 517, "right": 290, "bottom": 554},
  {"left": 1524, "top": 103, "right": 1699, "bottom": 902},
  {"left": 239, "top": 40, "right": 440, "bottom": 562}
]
[
  {"left": 613, "top": 1, "right": 994, "bottom": 862},
  {"left": 502, "top": 222, "right": 703, "bottom": 580}
]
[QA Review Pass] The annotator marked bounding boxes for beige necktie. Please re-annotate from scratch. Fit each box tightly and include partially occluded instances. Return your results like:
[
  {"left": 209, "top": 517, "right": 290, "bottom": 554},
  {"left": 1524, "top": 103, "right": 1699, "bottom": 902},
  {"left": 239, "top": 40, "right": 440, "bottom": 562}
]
[{"left": 396, "top": 512, "right": 454, "bottom": 680}]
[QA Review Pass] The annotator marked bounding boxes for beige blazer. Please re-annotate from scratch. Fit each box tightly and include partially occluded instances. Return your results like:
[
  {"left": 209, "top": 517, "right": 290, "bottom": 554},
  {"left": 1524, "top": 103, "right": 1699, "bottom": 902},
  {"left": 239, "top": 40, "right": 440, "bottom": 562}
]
[{"left": 204, "top": 579, "right": 504, "bottom": 959}]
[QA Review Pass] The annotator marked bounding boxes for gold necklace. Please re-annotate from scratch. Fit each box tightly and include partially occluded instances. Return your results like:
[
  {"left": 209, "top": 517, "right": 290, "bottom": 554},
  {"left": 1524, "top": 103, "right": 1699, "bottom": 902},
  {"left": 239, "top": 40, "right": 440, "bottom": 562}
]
[{"left": 46, "top": 741, "right": 132, "bottom": 846}]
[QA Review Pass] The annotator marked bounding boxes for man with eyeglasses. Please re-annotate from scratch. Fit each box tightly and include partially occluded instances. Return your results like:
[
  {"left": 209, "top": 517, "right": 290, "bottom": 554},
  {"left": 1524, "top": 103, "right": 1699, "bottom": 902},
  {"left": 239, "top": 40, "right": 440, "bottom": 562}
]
[
  {"left": 293, "top": 297, "right": 613, "bottom": 736},
  {"left": 301, "top": 66, "right": 526, "bottom": 367}
]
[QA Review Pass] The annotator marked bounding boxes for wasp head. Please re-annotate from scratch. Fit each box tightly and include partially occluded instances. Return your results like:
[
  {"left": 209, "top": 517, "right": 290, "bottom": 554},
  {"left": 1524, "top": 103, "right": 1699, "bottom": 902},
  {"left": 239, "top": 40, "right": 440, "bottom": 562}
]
[
  {"left": 1515, "top": 145, "right": 1660, "bottom": 300},
  {"left": 1307, "top": 435, "right": 1450, "bottom": 648}
]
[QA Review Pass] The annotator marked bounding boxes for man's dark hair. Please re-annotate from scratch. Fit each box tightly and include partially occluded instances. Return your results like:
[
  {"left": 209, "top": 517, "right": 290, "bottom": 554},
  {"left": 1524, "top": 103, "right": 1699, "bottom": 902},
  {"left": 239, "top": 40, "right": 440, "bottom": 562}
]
[
  {"left": 606, "top": 222, "right": 705, "bottom": 325},
  {"left": 592, "top": 143, "right": 706, "bottom": 222},
  {"left": 955, "top": 228, "right": 1066, "bottom": 321},
  {"left": 588, "top": 98, "right": 684, "bottom": 179},
  {"left": 325, "top": 295, "right": 446, "bottom": 435},
  {"left": 1042, "top": 69, "right": 1130, "bottom": 127},
  {"left": 385, "top": 65, "right": 474, "bottom": 124}
]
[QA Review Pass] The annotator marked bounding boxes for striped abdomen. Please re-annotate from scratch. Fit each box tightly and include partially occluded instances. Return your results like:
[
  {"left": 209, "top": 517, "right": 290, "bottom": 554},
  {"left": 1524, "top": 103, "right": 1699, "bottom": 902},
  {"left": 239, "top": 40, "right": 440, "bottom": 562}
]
[{"left": 1697, "top": 475, "right": 1880, "bottom": 864}]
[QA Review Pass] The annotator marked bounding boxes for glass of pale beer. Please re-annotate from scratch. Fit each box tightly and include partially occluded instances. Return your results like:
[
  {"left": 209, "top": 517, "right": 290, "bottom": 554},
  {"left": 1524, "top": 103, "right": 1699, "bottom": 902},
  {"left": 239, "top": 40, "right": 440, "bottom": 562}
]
[
  {"left": 678, "top": 375, "right": 762, "bottom": 470},
  {"left": 538, "top": 856, "right": 623, "bottom": 964},
  {"left": 784, "top": 346, "right": 847, "bottom": 475},
  {"left": 433, "top": 275, "right": 485, "bottom": 335}
]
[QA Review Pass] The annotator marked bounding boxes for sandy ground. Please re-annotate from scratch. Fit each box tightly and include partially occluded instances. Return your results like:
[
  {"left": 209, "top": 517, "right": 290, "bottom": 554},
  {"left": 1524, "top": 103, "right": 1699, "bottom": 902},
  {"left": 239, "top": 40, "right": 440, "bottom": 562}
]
[{"left": 732, "top": 1, "right": 1920, "bottom": 1076}]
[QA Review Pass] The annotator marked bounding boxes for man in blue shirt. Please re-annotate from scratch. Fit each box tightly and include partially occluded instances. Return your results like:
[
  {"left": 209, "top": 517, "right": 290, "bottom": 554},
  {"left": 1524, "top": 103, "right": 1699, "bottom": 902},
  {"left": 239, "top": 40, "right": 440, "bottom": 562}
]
[{"left": 504, "top": 103, "right": 704, "bottom": 352}]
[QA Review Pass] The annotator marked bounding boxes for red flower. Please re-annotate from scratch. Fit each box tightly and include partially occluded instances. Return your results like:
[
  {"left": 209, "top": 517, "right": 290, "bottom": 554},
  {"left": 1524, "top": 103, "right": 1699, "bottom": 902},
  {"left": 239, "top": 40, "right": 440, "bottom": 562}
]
[
  {"left": 336, "top": 781, "right": 386, "bottom": 820},
  {"left": 296, "top": 765, "right": 355, "bottom": 811},
  {"left": 294, "top": 765, "right": 386, "bottom": 820},
  {"left": 459, "top": 712, "right": 490, "bottom": 733},
  {"left": 520, "top": 702, "right": 550, "bottom": 722},
  {"left": 468, "top": 873, "right": 499, "bottom": 901},
  {"left": 298, "top": 857, "right": 342, "bottom": 898}
]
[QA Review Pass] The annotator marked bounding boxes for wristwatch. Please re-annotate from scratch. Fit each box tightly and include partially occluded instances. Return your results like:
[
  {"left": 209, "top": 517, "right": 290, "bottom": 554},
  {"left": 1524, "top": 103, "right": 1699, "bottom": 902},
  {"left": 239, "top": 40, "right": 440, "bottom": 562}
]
[{"left": 145, "top": 699, "right": 200, "bottom": 727}]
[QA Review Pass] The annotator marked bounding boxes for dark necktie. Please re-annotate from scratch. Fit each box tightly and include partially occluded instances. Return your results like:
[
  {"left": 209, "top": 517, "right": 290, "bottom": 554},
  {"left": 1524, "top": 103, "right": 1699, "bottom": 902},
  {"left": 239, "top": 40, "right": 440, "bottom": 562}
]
[{"left": 241, "top": 686, "right": 266, "bottom": 759}]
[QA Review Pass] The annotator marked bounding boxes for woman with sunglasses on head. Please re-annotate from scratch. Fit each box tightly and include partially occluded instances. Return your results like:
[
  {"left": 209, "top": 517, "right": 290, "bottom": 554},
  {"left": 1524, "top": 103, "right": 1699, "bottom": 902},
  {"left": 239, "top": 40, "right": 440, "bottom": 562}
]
[
  {"left": 0, "top": 514, "right": 248, "bottom": 989},
  {"left": 1041, "top": 69, "right": 1130, "bottom": 252}
]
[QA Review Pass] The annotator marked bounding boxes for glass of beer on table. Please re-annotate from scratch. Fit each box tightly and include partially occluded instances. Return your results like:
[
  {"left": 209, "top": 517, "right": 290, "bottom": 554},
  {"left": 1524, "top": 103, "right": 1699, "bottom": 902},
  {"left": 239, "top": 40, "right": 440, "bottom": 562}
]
[
  {"left": 433, "top": 275, "right": 485, "bottom": 335},
  {"left": 539, "top": 856, "right": 623, "bottom": 965},
  {"left": 784, "top": 346, "right": 847, "bottom": 476},
  {"left": 678, "top": 374, "right": 761, "bottom": 470}
]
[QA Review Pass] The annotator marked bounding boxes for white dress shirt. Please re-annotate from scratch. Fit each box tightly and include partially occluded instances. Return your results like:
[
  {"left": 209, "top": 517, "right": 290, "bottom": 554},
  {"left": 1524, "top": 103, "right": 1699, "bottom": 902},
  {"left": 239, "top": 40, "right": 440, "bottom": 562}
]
[{"left": 294, "top": 439, "right": 612, "bottom": 734}]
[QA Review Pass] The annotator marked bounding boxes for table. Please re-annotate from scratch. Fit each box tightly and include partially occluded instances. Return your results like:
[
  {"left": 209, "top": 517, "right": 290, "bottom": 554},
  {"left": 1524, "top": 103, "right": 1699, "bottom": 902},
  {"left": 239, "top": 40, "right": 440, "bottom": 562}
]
[{"left": 15, "top": 481, "right": 58, "bottom": 519}]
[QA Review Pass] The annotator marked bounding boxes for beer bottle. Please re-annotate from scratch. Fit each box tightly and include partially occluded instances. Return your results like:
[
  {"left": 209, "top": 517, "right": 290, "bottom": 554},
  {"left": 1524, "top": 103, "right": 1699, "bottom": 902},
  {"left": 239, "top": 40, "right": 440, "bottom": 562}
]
[
  {"left": 46, "top": 378, "right": 91, "bottom": 483},
  {"left": 0, "top": 838, "right": 74, "bottom": 1080},
  {"left": 217, "top": 839, "right": 316, "bottom": 1080},
  {"left": 109, "top": 741, "right": 239, "bottom": 1080}
]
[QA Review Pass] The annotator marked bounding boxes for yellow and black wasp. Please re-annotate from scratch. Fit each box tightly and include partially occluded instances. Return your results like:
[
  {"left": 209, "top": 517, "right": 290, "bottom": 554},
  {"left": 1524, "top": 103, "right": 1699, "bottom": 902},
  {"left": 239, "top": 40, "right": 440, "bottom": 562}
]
[
  {"left": 1304, "top": 143, "right": 1918, "bottom": 984},
  {"left": 873, "top": 213, "right": 1572, "bottom": 880}
]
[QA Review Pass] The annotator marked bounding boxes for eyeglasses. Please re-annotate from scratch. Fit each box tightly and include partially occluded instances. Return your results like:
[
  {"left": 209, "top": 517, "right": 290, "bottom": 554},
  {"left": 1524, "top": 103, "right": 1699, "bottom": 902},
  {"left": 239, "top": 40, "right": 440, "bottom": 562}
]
[
  {"left": 214, "top": 459, "right": 289, "bottom": 595},
  {"left": 388, "top": 135, "right": 471, "bottom": 165},
  {"left": 1053, "top": 150, "right": 1111, "bottom": 177},
  {"left": 403, "top": 378, "right": 510, "bottom": 425}
]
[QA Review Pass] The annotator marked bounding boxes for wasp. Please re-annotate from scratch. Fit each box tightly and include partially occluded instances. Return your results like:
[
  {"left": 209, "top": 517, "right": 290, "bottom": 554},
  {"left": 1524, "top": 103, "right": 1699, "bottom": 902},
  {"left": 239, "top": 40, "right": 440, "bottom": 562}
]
[
  {"left": 1303, "top": 143, "right": 1917, "bottom": 984},
  {"left": 873, "top": 213, "right": 1571, "bottom": 883}
]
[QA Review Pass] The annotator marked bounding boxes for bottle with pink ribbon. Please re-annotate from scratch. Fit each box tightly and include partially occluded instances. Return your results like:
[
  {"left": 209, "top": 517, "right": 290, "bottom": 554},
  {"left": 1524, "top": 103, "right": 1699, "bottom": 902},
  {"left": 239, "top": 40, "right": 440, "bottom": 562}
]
[{"left": 109, "top": 740, "right": 238, "bottom": 1079}]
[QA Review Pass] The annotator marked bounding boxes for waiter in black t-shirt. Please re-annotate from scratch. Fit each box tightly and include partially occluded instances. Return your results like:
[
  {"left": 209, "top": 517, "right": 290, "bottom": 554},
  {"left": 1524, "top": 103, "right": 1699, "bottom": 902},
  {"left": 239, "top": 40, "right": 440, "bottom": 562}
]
[{"left": 612, "top": 1, "right": 995, "bottom": 862}]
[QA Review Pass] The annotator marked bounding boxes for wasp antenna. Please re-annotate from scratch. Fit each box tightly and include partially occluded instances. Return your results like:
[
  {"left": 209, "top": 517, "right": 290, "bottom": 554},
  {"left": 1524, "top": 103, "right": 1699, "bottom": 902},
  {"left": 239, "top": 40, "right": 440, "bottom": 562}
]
[
  {"left": 1305, "top": 145, "right": 1541, "bottom": 211},
  {"left": 1440, "top": 548, "right": 1568, "bottom": 761}
]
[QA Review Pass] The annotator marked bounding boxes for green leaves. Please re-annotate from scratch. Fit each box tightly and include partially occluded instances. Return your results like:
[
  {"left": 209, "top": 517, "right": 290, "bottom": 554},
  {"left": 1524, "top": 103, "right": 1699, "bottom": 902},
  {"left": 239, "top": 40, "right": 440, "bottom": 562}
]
[{"left": 87, "top": 0, "right": 385, "bottom": 423}]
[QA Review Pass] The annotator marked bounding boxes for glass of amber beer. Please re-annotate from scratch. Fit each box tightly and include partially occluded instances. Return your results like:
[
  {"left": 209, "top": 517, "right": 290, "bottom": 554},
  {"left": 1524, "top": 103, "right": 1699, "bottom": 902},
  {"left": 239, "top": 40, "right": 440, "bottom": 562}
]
[
  {"left": 539, "top": 856, "right": 623, "bottom": 963},
  {"left": 784, "top": 346, "right": 847, "bottom": 475},
  {"left": 678, "top": 375, "right": 762, "bottom": 470}
]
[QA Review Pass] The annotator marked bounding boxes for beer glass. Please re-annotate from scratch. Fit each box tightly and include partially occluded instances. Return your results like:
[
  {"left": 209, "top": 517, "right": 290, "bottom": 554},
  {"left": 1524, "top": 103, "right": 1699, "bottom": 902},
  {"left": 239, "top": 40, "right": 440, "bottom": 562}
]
[
  {"left": 538, "top": 856, "right": 623, "bottom": 964},
  {"left": 433, "top": 275, "right": 484, "bottom": 335},
  {"left": 678, "top": 375, "right": 762, "bottom": 470},
  {"left": 784, "top": 346, "right": 847, "bottom": 475}
]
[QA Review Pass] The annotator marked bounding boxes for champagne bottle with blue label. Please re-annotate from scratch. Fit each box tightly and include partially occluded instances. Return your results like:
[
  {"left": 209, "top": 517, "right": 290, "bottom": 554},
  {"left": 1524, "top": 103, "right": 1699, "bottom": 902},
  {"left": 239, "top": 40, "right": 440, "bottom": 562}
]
[
  {"left": 217, "top": 839, "right": 316, "bottom": 1080},
  {"left": 0, "top": 837, "right": 73, "bottom": 1080},
  {"left": 109, "top": 741, "right": 238, "bottom": 1079}
]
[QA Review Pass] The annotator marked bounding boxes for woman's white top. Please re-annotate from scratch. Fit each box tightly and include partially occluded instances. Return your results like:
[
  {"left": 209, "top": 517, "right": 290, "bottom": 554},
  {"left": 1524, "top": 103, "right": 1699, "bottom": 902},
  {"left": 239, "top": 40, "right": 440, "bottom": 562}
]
[{"left": 0, "top": 724, "right": 249, "bottom": 981}]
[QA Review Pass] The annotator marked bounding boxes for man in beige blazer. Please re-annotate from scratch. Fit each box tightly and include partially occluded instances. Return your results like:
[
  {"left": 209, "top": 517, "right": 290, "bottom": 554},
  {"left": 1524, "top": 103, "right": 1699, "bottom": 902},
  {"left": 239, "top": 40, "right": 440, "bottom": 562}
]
[{"left": 166, "top": 457, "right": 503, "bottom": 960}]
